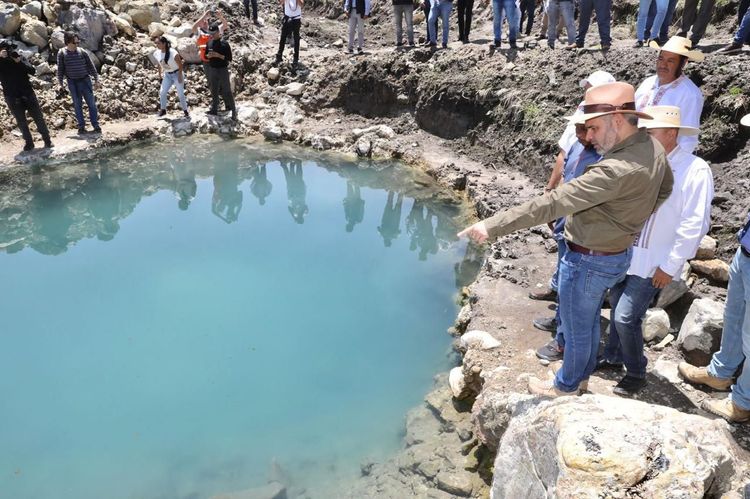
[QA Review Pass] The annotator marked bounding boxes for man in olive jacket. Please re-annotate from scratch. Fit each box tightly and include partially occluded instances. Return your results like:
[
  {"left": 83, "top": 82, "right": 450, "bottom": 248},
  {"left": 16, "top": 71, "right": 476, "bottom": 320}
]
[{"left": 459, "top": 82, "right": 673, "bottom": 397}]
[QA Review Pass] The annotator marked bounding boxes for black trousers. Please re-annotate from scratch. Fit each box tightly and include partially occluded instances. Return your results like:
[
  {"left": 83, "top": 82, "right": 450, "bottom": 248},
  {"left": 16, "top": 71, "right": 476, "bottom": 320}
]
[
  {"left": 423, "top": 1, "right": 431, "bottom": 39},
  {"left": 243, "top": 0, "right": 258, "bottom": 20},
  {"left": 277, "top": 17, "right": 301, "bottom": 64},
  {"left": 208, "top": 66, "right": 236, "bottom": 114},
  {"left": 520, "top": 0, "right": 536, "bottom": 35},
  {"left": 457, "top": 0, "right": 474, "bottom": 41},
  {"left": 5, "top": 91, "right": 51, "bottom": 146}
]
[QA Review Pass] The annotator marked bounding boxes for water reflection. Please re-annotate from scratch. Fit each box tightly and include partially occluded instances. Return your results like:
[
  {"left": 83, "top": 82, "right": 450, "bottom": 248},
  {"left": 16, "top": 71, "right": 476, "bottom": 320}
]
[{"left": 0, "top": 138, "right": 475, "bottom": 262}]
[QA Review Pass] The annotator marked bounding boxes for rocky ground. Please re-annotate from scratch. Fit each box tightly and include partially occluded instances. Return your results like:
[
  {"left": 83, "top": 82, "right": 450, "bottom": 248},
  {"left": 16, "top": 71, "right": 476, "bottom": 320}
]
[{"left": 2, "top": 0, "right": 750, "bottom": 497}]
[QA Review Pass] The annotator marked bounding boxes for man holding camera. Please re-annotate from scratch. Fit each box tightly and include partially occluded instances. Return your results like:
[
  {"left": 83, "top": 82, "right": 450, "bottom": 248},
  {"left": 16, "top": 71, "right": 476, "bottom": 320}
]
[{"left": 0, "top": 41, "right": 53, "bottom": 152}]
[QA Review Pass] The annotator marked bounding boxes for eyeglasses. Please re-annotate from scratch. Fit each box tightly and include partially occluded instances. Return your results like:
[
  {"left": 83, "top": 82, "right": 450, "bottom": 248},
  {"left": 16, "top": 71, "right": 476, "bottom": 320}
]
[{"left": 582, "top": 102, "right": 636, "bottom": 114}]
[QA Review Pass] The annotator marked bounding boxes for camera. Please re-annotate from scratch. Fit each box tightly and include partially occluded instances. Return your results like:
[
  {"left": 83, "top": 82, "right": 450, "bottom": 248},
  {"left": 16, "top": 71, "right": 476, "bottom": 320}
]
[{"left": 0, "top": 39, "right": 20, "bottom": 59}]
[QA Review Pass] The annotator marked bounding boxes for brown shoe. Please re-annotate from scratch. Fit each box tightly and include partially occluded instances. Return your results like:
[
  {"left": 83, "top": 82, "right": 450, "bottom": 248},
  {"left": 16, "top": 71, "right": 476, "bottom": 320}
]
[
  {"left": 528, "top": 376, "right": 580, "bottom": 397},
  {"left": 549, "top": 364, "right": 588, "bottom": 392},
  {"left": 678, "top": 362, "right": 732, "bottom": 391},
  {"left": 701, "top": 398, "right": 750, "bottom": 423},
  {"left": 528, "top": 287, "right": 557, "bottom": 302}
]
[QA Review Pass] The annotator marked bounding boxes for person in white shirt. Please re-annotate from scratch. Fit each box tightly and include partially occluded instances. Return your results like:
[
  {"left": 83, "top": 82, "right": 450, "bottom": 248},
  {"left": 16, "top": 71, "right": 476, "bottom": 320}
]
[
  {"left": 598, "top": 105, "right": 714, "bottom": 396},
  {"left": 275, "top": 0, "right": 304, "bottom": 71},
  {"left": 344, "top": 0, "right": 371, "bottom": 54},
  {"left": 153, "top": 36, "right": 189, "bottom": 118},
  {"left": 634, "top": 36, "right": 704, "bottom": 154}
]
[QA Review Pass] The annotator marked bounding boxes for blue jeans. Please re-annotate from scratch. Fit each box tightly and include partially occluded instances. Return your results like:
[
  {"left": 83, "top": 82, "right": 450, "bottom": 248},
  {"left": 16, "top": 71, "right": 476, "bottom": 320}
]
[
  {"left": 553, "top": 238, "right": 568, "bottom": 349},
  {"left": 428, "top": 0, "right": 453, "bottom": 44},
  {"left": 547, "top": 0, "right": 575, "bottom": 46},
  {"left": 644, "top": 0, "right": 677, "bottom": 42},
  {"left": 67, "top": 77, "right": 99, "bottom": 129},
  {"left": 734, "top": 7, "right": 750, "bottom": 44},
  {"left": 576, "top": 0, "right": 612, "bottom": 45},
  {"left": 554, "top": 245, "right": 632, "bottom": 392},
  {"left": 602, "top": 275, "right": 660, "bottom": 379},
  {"left": 492, "top": 0, "right": 518, "bottom": 43},
  {"left": 636, "top": 0, "right": 668, "bottom": 41},
  {"left": 160, "top": 71, "right": 188, "bottom": 111},
  {"left": 708, "top": 248, "right": 750, "bottom": 410}
]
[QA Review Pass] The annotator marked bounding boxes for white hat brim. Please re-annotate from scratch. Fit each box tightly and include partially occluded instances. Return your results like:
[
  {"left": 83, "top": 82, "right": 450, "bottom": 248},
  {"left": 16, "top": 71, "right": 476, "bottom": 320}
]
[
  {"left": 639, "top": 120, "right": 700, "bottom": 136},
  {"left": 741, "top": 114, "right": 750, "bottom": 128},
  {"left": 649, "top": 40, "right": 705, "bottom": 62},
  {"left": 566, "top": 110, "right": 654, "bottom": 125}
]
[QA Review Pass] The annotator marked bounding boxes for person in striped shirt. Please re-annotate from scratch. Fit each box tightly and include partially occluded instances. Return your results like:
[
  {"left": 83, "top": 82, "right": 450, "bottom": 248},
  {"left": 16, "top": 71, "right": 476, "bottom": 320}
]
[{"left": 56, "top": 32, "right": 101, "bottom": 135}]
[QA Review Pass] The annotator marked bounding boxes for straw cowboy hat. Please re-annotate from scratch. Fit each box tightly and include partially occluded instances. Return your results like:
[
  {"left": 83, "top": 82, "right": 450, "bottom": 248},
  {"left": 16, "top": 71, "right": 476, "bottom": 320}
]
[
  {"left": 638, "top": 105, "right": 699, "bottom": 135},
  {"left": 649, "top": 35, "right": 705, "bottom": 62},
  {"left": 567, "top": 82, "right": 653, "bottom": 124},
  {"left": 741, "top": 114, "right": 750, "bottom": 127}
]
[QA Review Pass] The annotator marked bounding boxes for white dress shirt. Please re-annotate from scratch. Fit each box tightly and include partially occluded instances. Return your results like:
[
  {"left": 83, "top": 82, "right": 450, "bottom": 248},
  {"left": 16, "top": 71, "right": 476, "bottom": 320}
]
[
  {"left": 635, "top": 74, "right": 704, "bottom": 154},
  {"left": 629, "top": 145, "right": 714, "bottom": 279}
]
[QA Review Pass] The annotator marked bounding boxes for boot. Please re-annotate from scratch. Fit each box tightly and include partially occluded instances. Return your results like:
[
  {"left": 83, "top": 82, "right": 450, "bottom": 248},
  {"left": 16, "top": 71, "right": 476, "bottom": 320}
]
[
  {"left": 702, "top": 398, "right": 750, "bottom": 423},
  {"left": 528, "top": 287, "right": 557, "bottom": 301},
  {"left": 528, "top": 376, "right": 582, "bottom": 397},
  {"left": 678, "top": 362, "right": 732, "bottom": 391}
]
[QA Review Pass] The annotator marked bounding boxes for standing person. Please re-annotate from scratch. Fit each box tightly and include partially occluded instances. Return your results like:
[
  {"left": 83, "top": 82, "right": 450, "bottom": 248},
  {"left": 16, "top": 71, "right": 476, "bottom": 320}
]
[
  {"left": 677, "top": 0, "right": 714, "bottom": 47},
  {"left": 492, "top": 0, "right": 519, "bottom": 48},
  {"left": 575, "top": 0, "right": 612, "bottom": 49},
  {"left": 519, "top": 0, "right": 536, "bottom": 37},
  {"left": 393, "top": 0, "right": 415, "bottom": 47},
  {"left": 56, "top": 32, "right": 101, "bottom": 135},
  {"left": 344, "top": 0, "right": 371, "bottom": 54},
  {"left": 458, "top": 82, "right": 673, "bottom": 397},
  {"left": 153, "top": 37, "right": 189, "bottom": 118},
  {"left": 244, "top": 0, "right": 260, "bottom": 24},
  {"left": 205, "top": 25, "right": 236, "bottom": 121},
  {"left": 634, "top": 0, "right": 668, "bottom": 47},
  {"left": 644, "top": 0, "right": 678, "bottom": 45},
  {"left": 428, "top": 0, "right": 453, "bottom": 48},
  {"left": 599, "top": 106, "right": 714, "bottom": 396},
  {"left": 276, "top": 0, "right": 304, "bottom": 71},
  {"left": 192, "top": 9, "right": 228, "bottom": 78},
  {"left": 457, "top": 0, "right": 474, "bottom": 42},
  {"left": 635, "top": 36, "right": 704, "bottom": 153},
  {"left": 0, "top": 41, "right": 53, "bottom": 152},
  {"left": 715, "top": 6, "right": 750, "bottom": 53},
  {"left": 546, "top": 0, "right": 575, "bottom": 49}
]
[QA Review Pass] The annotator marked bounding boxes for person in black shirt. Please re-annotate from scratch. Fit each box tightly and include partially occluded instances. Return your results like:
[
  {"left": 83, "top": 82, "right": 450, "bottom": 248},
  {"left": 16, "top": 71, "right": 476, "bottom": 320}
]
[
  {"left": 0, "top": 45, "right": 53, "bottom": 152},
  {"left": 205, "top": 24, "right": 236, "bottom": 121}
]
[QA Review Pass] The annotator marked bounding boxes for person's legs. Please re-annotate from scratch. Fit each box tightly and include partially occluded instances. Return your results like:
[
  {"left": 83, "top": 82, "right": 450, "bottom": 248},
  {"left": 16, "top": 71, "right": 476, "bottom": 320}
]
[
  {"left": 6, "top": 96, "right": 34, "bottom": 147},
  {"left": 68, "top": 79, "right": 86, "bottom": 129},
  {"left": 251, "top": 0, "right": 258, "bottom": 21},
  {"left": 595, "top": 0, "right": 612, "bottom": 45},
  {"left": 465, "top": 0, "right": 474, "bottom": 38},
  {"left": 733, "top": 6, "right": 750, "bottom": 44},
  {"left": 216, "top": 67, "right": 236, "bottom": 117},
  {"left": 492, "top": 0, "right": 503, "bottom": 43},
  {"left": 603, "top": 278, "right": 627, "bottom": 364},
  {"left": 159, "top": 74, "right": 170, "bottom": 110},
  {"left": 24, "top": 92, "right": 51, "bottom": 144},
  {"left": 560, "top": 0, "right": 575, "bottom": 43},
  {"left": 394, "top": 5, "right": 404, "bottom": 44},
  {"left": 277, "top": 19, "right": 290, "bottom": 61},
  {"left": 658, "top": 0, "right": 677, "bottom": 41},
  {"left": 173, "top": 74, "right": 188, "bottom": 112},
  {"left": 358, "top": 14, "right": 365, "bottom": 49},
  {"left": 406, "top": 6, "right": 415, "bottom": 43},
  {"left": 208, "top": 66, "right": 220, "bottom": 112},
  {"left": 681, "top": 0, "right": 698, "bottom": 35},
  {"left": 457, "top": 0, "right": 467, "bottom": 40},
  {"left": 428, "top": 0, "right": 440, "bottom": 43},
  {"left": 690, "top": 0, "right": 715, "bottom": 44},
  {"left": 423, "top": 1, "right": 431, "bottom": 40},
  {"left": 576, "top": 0, "right": 593, "bottom": 44},
  {"left": 555, "top": 249, "right": 631, "bottom": 392},
  {"left": 348, "top": 13, "right": 357, "bottom": 50},
  {"left": 243, "top": 0, "right": 250, "bottom": 17},
  {"left": 292, "top": 19, "right": 301, "bottom": 64},
  {"left": 547, "top": 0, "right": 560, "bottom": 46},
  {"left": 78, "top": 77, "right": 100, "bottom": 129},
  {"left": 440, "top": 1, "right": 452, "bottom": 45},
  {"left": 505, "top": 0, "right": 519, "bottom": 42},
  {"left": 636, "top": 0, "right": 652, "bottom": 41},
  {"left": 609, "top": 275, "right": 660, "bottom": 379}
]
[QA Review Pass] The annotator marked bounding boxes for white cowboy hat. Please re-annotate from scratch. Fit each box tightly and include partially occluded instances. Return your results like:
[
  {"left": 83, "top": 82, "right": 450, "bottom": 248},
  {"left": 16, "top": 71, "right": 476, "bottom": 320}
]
[
  {"left": 566, "top": 82, "right": 653, "bottom": 124},
  {"left": 579, "top": 70, "right": 616, "bottom": 89},
  {"left": 649, "top": 36, "right": 705, "bottom": 62},
  {"left": 638, "top": 105, "right": 699, "bottom": 135},
  {"left": 741, "top": 114, "right": 750, "bottom": 128}
]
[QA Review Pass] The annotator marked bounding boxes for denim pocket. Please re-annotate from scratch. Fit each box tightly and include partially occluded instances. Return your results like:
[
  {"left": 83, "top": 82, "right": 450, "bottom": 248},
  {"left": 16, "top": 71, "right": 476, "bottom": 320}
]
[{"left": 584, "top": 269, "right": 622, "bottom": 298}]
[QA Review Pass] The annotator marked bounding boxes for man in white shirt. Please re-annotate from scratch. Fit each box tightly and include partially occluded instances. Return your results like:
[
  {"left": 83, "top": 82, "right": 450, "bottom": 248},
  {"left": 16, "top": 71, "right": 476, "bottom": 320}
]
[
  {"left": 598, "top": 105, "right": 714, "bottom": 396},
  {"left": 635, "top": 36, "right": 704, "bottom": 154}
]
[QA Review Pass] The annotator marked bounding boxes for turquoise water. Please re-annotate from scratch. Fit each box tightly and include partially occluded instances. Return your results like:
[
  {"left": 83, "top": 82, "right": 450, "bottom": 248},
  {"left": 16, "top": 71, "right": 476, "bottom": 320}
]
[{"left": 0, "top": 137, "right": 481, "bottom": 499}]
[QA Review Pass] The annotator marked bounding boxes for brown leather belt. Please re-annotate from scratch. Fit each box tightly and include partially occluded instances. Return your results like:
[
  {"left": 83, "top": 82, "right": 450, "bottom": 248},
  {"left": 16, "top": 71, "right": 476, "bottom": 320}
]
[{"left": 568, "top": 242, "right": 625, "bottom": 256}]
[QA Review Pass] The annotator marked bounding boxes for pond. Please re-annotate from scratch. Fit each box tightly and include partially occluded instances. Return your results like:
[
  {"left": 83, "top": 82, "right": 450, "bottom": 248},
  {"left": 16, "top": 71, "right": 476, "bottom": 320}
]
[{"left": 0, "top": 137, "right": 482, "bottom": 499}]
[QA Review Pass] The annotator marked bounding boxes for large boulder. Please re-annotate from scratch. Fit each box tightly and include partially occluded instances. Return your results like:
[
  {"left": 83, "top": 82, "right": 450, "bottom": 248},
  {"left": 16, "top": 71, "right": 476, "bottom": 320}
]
[
  {"left": 0, "top": 3, "right": 20, "bottom": 36},
  {"left": 175, "top": 36, "right": 200, "bottom": 64},
  {"left": 49, "top": 28, "right": 65, "bottom": 50},
  {"left": 20, "top": 19, "right": 48, "bottom": 48},
  {"left": 655, "top": 261, "right": 691, "bottom": 309},
  {"left": 694, "top": 235, "right": 717, "bottom": 260},
  {"left": 677, "top": 298, "right": 725, "bottom": 366},
  {"left": 691, "top": 259, "right": 730, "bottom": 284},
  {"left": 491, "top": 395, "right": 749, "bottom": 498},
  {"left": 641, "top": 308, "right": 670, "bottom": 342},
  {"left": 68, "top": 6, "right": 115, "bottom": 51},
  {"left": 20, "top": 1, "right": 42, "bottom": 20},
  {"left": 126, "top": 1, "right": 161, "bottom": 30}
]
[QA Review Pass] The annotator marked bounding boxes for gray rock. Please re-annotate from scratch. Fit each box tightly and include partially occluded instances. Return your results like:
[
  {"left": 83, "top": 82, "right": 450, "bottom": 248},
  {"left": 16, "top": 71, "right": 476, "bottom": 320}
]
[
  {"left": 655, "top": 261, "right": 691, "bottom": 309},
  {"left": 0, "top": 3, "right": 20, "bottom": 37},
  {"left": 175, "top": 37, "right": 200, "bottom": 64},
  {"left": 436, "top": 471, "right": 473, "bottom": 497},
  {"left": 261, "top": 122, "right": 283, "bottom": 141},
  {"left": 126, "top": 1, "right": 161, "bottom": 30},
  {"left": 695, "top": 235, "right": 717, "bottom": 260},
  {"left": 286, "top": 82, "right": 305, "bottom": 96},
  {"left": 641, "top": 308, "right": 670, "bottom": 342},
  {"left": 267, "top": 67, "right": 280, "bottom": 81},
  {"left": 492, "top": 395, "right": 749, "bottom": 498},
  {"left": 20, "top": 1, "right": 42, "bottom": 19},
  {"left": 677, "top": 298, "right": 725, "bottom": 366},
  {"left": 125, "top": 61, "right": 137, "bottom": 73},
  {"left": 68, "top": 6, "right": 113, "bottom": 51},
  {"left": 356, "top": 137, "right": 372, "bottom": 157},
  {"left": 691, "top": 259, "right": 730, "bottom": 284},
  {"left": 49, "top": 29, "right": 66, "bottom": 50},
  {"left": 309, "top": 134, "right": 342, "bottom": 150},
  {"left": 20, "top": 19, "right": 47, "bottom": 48}
]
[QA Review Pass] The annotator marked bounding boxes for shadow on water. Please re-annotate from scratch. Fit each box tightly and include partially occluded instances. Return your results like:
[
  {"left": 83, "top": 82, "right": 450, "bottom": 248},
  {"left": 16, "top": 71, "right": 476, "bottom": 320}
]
[{"left": 0, "top": 137, "right": 481, "bottom": 280}]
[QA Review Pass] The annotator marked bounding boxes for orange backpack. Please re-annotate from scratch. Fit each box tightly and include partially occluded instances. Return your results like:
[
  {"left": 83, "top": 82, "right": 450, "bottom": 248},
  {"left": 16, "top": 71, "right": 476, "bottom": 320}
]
[{"left": 197, "top": 33, "right": 210, "bottom": 63}]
